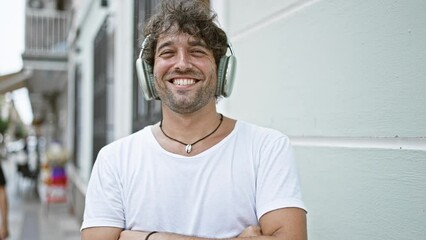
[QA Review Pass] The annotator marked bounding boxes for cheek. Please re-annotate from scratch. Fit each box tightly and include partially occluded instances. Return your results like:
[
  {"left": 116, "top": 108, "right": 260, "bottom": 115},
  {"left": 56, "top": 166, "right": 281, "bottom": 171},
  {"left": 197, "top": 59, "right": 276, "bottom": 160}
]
[
  {"left": 153, "top": 74, "right": 166, "bottom": 90},
  {"left": 207, "top": 64, "right": 218, "bottom": 82},
  {"left": 153, "top": 59, "right": 170, "bottom": 78},
  {"left": 153, "top": 63, "right": 162, "bottom": 78},
  {"left": 196, "top": 58, "right": 216, "bottom": 76}
]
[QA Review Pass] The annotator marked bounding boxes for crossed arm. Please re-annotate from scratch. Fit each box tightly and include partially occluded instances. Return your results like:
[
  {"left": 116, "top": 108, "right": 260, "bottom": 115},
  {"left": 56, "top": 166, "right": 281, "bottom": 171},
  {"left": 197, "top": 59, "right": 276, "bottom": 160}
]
[{"left": 81, "top": 207, "right": 307, "bottom": 240}]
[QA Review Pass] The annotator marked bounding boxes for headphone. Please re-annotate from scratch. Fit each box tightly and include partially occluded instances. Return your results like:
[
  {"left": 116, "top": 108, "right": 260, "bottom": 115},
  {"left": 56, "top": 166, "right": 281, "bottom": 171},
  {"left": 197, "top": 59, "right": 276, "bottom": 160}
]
[{"left": 136, "top": 35, "right": 237, "bottom": 101}]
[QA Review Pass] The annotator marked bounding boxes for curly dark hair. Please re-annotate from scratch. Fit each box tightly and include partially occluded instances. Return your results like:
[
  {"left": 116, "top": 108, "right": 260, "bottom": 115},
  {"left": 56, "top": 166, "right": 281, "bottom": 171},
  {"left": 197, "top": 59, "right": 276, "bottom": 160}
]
[{"left": 142, "top": 0, "right": 228, "bottom": 67}]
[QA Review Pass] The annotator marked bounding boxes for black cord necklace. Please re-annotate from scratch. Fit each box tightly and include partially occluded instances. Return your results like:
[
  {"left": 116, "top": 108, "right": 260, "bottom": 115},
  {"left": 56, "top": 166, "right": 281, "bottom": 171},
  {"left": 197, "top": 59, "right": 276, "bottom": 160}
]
[{"left": 160, "top": 114, "right": 224, "bottom": 154}]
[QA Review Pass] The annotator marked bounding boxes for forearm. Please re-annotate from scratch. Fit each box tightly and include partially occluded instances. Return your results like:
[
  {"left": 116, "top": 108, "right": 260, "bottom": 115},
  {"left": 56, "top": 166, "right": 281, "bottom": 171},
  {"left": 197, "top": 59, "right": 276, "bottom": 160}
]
[
  {"left": 0, "top": 189, "right": 8, "bottom": 228},
  {"left": 151, "top": 232, "right": 275, "bottom": 240},
  {"left": 120, "top": 208, "right": 307, "bottom": 240},
  {"left": 0, "top": 187, "right": 8, "bottom": 239},
  {"left": 81, "top": 227, "right": 123, "bottom": 240},
  {"left": 120, "top": 228, "right": 277, "bottom": 240}
]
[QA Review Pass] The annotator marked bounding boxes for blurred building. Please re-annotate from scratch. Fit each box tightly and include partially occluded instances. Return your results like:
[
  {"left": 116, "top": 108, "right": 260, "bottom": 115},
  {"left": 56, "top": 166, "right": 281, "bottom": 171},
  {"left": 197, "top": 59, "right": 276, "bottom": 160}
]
[
  {"left": 65, "top": 0, "right": 162, "bottom": 221},
  {"left": 21, "top": 0, "right": 71, "bottom": 145}
]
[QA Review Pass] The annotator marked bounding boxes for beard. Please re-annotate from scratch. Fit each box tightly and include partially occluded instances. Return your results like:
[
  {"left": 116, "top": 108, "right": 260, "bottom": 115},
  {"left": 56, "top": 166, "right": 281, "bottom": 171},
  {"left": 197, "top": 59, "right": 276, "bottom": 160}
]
[{"left": 155, "top": 69, "right": 217, "bottom": 114}]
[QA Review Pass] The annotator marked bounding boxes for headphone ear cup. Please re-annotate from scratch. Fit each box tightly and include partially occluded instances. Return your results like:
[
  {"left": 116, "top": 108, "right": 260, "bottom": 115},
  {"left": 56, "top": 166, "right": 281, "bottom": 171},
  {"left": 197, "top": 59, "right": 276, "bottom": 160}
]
[
  {"left": 136, "top": 58, "right": 157, "bottom": 100},
  {"left": 142, "top": 61, "right": 158, "bottom": 99},
  {"left": 216, "top": 55, "right": 236, "bottom": 97},
  {"left": 216, "top": 56, "right": 227, "bottom": 96}
]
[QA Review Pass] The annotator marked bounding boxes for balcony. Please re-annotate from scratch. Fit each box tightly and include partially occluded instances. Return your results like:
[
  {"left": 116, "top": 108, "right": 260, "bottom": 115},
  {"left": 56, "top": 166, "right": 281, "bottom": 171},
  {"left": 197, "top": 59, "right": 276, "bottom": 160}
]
[
  {"left": 22, "top": 10, "right": 70, "bottom": 71},
  {"left": 21, "top": 8, "right": 71, "bottom": 131}
]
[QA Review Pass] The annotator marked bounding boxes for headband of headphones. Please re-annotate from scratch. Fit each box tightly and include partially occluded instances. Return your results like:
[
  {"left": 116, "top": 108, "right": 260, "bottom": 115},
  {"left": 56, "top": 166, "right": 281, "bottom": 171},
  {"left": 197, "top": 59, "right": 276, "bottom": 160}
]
[{"left": 135, "top": 35, "right": 236, "bottom": 101}]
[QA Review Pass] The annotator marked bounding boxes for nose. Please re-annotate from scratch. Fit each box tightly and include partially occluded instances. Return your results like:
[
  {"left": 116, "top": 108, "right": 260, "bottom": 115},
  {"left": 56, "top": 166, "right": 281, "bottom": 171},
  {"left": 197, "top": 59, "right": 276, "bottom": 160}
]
[{"left": 174, "top": 51, "right": 192, "bottom": 71}]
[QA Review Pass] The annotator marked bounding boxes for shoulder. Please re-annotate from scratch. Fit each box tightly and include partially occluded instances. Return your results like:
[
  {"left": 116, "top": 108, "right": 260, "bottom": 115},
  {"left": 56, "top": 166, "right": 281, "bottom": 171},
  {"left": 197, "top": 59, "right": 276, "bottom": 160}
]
[
  {"left": 233, "top": 121, "right": 294, "bottom": 160},
  {"left": 97, "top": 126, "right": 153, "bottom": 160},
  {"left": 236, "top": 121, "right": 291, "bottom": 145}
]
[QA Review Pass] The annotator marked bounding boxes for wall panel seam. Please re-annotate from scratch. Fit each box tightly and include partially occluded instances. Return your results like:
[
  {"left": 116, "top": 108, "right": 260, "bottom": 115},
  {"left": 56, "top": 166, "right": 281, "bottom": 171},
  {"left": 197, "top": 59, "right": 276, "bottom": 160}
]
[
  {"left": 232, "top": 0, "right": 319, "bottom": 42},
  {"left": 290, "top": 136, "right": 426, "bottom": 151}
]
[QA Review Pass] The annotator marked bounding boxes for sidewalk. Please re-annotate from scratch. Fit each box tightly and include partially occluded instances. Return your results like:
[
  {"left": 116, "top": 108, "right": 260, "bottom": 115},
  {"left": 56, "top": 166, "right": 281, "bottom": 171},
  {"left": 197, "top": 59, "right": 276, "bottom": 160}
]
[{"left": 3, "top": 158, "right": 81, "bottom": 240}]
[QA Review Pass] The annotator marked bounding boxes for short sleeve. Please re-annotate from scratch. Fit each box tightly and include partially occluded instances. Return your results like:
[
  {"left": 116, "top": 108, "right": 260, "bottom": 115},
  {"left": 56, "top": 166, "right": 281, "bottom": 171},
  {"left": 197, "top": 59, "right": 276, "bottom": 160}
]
[
  {"left": 255, "top": 135, "right": 306, "bottom": 219},
  {"left": 81, "top": 147, "right": 125, "bottom": 230}
]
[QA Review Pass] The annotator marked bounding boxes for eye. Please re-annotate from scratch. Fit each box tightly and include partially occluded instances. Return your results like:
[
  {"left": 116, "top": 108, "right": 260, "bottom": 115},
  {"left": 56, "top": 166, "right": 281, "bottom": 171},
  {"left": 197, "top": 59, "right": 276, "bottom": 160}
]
[
  {"left": 191, "top": 48, "right": 207, "bottom": 57},
  {"left": 158, "top": 49, "right": 174, "bottom": 58}
]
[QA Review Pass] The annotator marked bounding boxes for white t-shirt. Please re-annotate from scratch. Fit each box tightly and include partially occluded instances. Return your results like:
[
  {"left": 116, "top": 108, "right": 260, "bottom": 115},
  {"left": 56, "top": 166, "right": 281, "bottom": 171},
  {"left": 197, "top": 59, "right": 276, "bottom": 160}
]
[{"left": 81, "top": 121, "right": 306, "bottom": 238}]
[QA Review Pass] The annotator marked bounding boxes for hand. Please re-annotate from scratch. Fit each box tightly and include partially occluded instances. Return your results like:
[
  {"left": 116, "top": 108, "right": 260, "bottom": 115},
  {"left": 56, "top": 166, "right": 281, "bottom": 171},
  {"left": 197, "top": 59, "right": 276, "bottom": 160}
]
[
  {"left": 238, "top": 225, "right": 262, "bottom": 238},
  {"left": 0, "top": 225, "right": 9, "bottom": 240},
  {"left": 119, "top": 230, "right": 149, "bottom": 240}
]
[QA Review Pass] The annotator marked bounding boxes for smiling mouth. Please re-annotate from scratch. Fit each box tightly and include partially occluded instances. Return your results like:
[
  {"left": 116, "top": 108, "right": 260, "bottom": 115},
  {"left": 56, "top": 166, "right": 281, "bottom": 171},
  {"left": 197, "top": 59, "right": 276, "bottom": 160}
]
[{"left": 171, "top": 78, "right": 198, "bottom": 86}]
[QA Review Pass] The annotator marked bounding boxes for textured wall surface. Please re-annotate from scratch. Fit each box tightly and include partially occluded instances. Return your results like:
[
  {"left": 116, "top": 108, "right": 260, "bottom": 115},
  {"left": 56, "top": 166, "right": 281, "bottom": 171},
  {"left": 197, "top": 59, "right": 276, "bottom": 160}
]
[
  {"left": 227, "top": 0, "right": 426, "bottom": 137},
  {"left": 220, "top": 0, "right": 426, "bottom": 239},
  {"left": 296, "top": 147, "right": 426, "bottom": 239}
]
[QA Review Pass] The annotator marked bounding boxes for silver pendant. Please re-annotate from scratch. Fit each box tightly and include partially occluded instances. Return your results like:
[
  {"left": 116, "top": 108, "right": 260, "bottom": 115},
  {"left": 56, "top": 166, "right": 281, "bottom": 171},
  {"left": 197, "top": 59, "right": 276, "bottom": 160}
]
[{"left": 185, "top": 144, "right": 192, "bottom": 153}]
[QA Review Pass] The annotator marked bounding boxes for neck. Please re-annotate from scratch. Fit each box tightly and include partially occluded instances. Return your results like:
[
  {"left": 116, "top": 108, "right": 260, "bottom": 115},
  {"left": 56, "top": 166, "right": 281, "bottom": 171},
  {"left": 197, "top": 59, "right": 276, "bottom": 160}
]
[
  {"left": 160, "top": 108, "right": 222, "bottom": 143},
  {"left": 160, "top": 113, "right": 223, "bottom": 153}
]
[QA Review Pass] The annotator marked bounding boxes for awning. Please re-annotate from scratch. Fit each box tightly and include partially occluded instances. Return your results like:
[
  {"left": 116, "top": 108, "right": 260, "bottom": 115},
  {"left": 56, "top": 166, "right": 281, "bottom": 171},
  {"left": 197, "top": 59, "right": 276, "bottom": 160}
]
[{"left": 0, "top": 69, "right": 33, "bottom": 94}]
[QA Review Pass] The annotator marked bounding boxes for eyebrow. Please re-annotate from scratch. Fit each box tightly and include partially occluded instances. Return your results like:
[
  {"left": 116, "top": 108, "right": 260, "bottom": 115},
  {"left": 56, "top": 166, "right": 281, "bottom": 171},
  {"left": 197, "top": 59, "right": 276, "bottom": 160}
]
[
  {"left": 156, "top": 38, "right": 209, "bottom": 53},
  {"left": 156, "top": 41, "right": 173, "bottom": 53},
  {"left": 188, "top": 39, "right": 208, "bottom": 48}
]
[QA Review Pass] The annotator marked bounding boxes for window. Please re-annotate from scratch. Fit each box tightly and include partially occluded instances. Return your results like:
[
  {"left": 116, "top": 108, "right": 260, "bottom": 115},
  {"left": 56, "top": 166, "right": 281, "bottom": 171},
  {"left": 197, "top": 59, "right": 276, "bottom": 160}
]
[
  {"left": 93, "top": 18, "right": 114, "bottom": 163},
  {"left": 73, "top": 64, "right": 81, "bottom": 168},
  {"left": 132, "top": 0, "right": 162, "bottom": 132}
]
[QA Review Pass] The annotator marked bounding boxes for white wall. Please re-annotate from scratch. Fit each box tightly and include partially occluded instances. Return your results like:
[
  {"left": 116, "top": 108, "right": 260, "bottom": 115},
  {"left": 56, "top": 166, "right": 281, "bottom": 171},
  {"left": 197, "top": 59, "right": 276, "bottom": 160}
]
[
  {"left": 70, "top": 0, "right": 134, "bottom": 182},
  {"left": 110, "top": 0, "right": 133, "bottom": 140},
  {"left": 74, "top": 0, "right": 107, "bottom": 181},
  {"left": 221, "top": 0, "right": 426, "bottom": 239}
]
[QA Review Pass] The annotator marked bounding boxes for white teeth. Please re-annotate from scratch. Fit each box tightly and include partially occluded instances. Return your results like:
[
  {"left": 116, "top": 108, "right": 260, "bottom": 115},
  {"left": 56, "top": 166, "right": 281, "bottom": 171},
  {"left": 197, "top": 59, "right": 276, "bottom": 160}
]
[{"left": 173, "top": 79, "right": 195, "bottom": 86}]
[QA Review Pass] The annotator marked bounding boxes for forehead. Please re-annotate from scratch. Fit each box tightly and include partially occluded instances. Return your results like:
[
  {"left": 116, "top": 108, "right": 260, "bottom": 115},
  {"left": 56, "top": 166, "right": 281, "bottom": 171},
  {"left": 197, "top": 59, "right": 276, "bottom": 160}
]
[{"left": 156, "top": 32, "right": 208, "bottom": 49}]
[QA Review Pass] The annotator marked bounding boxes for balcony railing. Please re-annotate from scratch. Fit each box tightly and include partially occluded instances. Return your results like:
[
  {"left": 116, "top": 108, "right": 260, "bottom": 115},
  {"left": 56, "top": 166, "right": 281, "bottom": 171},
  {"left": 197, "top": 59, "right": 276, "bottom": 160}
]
[{"left": 24, "top": 10, "right": 70, "bottom": 57}]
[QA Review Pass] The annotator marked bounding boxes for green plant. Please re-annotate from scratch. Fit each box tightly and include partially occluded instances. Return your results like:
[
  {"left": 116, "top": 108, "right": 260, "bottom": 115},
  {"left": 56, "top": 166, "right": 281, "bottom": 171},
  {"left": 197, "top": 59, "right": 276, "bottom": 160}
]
[{"left": 0, "top": 118, "right": 9, "bottom": 134}]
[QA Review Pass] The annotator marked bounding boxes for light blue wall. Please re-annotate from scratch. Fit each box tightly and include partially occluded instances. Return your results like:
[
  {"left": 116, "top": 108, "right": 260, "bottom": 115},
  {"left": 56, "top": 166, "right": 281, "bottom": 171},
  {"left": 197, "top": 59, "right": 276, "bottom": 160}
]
[
  {"left": 296, "top": 147, "right": 426, "bottom": 239},
  {"left": 227, "top": 0, "right": 426, "bottom": 137},
  {"left": 220, "top": 0, "right": 426, "bottom": 238}
]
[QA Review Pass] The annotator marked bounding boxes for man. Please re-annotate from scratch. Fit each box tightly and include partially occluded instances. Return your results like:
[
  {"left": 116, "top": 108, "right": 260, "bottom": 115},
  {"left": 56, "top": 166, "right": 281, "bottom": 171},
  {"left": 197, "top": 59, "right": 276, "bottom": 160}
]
[
  {"left": 81, "top": 0, "right": 307, "bottom": 240},
  {"left": 0, "top": 164, "right": 8, "bottom": 240}
]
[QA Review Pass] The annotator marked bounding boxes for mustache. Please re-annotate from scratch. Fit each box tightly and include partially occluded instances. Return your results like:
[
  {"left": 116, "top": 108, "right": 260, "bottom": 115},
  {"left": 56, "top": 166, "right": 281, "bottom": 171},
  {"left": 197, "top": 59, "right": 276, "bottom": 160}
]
[{"left": 164, "top": 68, "right": 204, "bottom": 79}]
